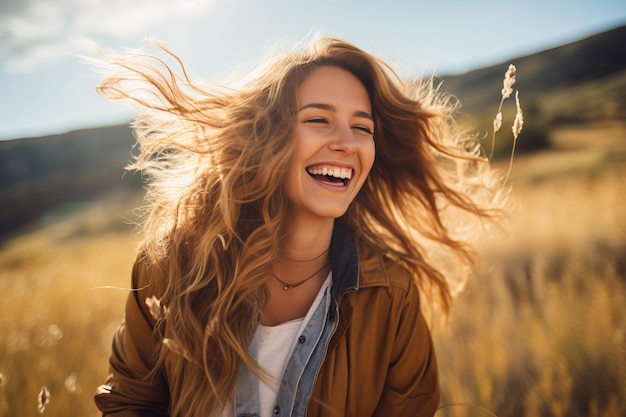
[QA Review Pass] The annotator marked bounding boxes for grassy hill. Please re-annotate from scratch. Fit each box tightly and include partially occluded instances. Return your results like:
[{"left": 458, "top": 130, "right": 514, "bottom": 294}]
[
  {"left": 0, "top": 125, "right": 138, "bottom": 241},
  {"left": 441, "top": 24, "right": 626, "bottom": 157}
]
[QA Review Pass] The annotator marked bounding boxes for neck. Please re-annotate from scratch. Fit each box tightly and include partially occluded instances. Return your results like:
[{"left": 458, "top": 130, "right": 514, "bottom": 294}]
[
  {"left": 279, "top": 216, "right": 334, "bottom": 262},
  {"left": 262, "top": 216, "right": 333, "bottom": 325}
]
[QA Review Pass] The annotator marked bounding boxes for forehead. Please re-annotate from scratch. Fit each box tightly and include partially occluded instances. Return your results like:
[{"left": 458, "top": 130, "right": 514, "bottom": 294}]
[{"left": 296, "top": 66, "right": 371, "bottom": 111}]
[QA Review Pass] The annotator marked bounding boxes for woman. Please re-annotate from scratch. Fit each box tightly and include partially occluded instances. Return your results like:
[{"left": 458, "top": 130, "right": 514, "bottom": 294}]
[{"left": 94, "top": 36, "right": 504, "bottom": 416}]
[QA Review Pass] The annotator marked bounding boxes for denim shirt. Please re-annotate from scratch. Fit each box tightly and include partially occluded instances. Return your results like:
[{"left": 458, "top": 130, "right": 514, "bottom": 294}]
[{"left": 233, "top": 220, "right": 360, "bottom": 417}]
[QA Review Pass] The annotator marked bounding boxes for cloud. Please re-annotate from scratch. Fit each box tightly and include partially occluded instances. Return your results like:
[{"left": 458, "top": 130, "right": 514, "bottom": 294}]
[{"left": 0, "top": 0, "right": 212, "bottom": 73}]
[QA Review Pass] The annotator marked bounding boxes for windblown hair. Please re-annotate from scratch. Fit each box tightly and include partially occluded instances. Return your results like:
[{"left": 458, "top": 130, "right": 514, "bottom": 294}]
[{"left": 97, "top": 36, "right": 505, "bottom": 416}]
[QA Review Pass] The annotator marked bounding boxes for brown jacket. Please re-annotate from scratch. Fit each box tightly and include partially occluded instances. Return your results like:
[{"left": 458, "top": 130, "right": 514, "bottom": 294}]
[{"left": 95, "top": 222, "right": 440, "bottom": 416}]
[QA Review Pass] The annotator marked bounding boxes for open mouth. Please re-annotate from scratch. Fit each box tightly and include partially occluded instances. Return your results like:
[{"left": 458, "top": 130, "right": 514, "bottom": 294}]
[{"left": 306, "top": 166, "right": 353, "bottom": 186}]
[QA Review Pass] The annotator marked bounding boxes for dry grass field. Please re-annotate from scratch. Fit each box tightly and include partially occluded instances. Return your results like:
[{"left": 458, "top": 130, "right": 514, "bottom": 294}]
[
  {"left": 434, "top": 158, "right": 626, "bottom": 417},
  {"left": 0, "top": 152, "right": 624, "bottom": 416},
  {"left": 0, "top": 195, "right": 139, "bottom": 416}
]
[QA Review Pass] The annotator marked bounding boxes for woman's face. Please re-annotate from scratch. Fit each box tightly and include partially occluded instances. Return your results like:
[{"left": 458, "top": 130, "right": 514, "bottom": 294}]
[{"left": 283, "top": 65, "right": 375, "bottom": 223}]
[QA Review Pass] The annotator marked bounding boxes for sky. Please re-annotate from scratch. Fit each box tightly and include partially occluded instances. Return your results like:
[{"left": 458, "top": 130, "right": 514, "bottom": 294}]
[{"left": 0, "top": 0, "right": 625, "bottom": 140}]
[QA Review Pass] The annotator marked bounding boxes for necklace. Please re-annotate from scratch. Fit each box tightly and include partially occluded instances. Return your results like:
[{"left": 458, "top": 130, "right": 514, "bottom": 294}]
[
  {"left": 270, "top": 262, "right": 330, "bottom": 290},
  {"left": 280, "top": 248, "right": 329, "bottom": 263}
]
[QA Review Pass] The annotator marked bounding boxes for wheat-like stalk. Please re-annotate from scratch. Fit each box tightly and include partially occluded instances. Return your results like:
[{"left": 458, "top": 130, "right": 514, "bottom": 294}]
[
  {"left": 490, "top": 64, "right": 523, "bottom": 182},
  {"left": 490, "top": 64, "right": 517, "bottom": 160},
  {"left": 505, "top": 91, "right": 524, "bottom": 181}
]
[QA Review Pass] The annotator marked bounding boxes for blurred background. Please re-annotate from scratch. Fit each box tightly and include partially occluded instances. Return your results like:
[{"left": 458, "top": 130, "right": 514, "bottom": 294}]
[{"left": 1, "top": 0, "right": 625, "bottom": 416}]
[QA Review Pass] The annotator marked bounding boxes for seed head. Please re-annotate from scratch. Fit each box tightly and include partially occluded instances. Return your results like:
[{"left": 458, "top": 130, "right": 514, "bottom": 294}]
[
  {"left": 501, "top": 64, "right": 516, "bottom": 99},
  {"left": 145, "top": 296, "right": 164, "bottom": 320},
  {"left": 65, "top": 373, "right": 79, "bottom": 393},
  {"left": 38, "top": 386, "right": 50, "bottom": 413},
  {"left": 163, "top": 338, "right": 191, "bottom": 361},
  {"left": 512, "top": 91, "right": 524, "bottom": 139},
  {"left": 493, "top": 111, "right": 503, "bottom": 133}
]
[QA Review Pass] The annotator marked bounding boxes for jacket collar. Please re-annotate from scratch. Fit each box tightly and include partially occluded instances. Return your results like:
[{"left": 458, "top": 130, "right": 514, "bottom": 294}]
[{"left": 329, "top": 219, "right": 360, "bottom": 302}]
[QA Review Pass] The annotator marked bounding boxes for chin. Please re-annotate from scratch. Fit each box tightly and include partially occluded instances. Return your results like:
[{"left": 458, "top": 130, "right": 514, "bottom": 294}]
[{"left": 311, "top": 205, "right": 351, "bottom": 220}]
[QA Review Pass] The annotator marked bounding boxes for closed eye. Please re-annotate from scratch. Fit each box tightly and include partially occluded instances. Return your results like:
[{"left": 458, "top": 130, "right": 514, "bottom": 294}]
[
  {"left": 304, "top": 117, "right": 328, "bottom": 124},
  {"left": 353, "top": 125, "right": 373, "bottom": 135}
]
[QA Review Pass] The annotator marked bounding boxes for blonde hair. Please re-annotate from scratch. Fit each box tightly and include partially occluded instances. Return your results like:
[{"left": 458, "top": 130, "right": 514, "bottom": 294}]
[{"left": 97, "top": 36, "right": 505, "bottom": 416}]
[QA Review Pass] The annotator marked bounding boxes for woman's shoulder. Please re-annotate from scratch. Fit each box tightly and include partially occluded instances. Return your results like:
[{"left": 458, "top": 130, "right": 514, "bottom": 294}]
[
  {"left": 358, "top": 252, "right": 414, "bottom": 293},
  {"left": 129, "top": 253, "right": 169, "bottom": 327},
  {"left": 131, "top": 252, "right": 166, "bottom": 291}
]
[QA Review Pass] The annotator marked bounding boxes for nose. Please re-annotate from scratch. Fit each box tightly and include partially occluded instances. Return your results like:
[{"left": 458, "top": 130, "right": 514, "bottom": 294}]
[{"left": 329, "top": 123, "right": 358, "bottom": 154}]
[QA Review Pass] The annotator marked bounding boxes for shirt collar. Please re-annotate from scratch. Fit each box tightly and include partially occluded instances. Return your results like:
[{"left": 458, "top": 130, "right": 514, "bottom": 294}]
[{"left": 329, "top": 219, "right": 360, "bottom": 301}]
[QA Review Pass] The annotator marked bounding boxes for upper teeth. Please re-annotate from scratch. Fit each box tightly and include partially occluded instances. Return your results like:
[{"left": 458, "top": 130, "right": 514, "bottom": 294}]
[{"left": 307, "top": 167, "right": 352, "bottom": 180}]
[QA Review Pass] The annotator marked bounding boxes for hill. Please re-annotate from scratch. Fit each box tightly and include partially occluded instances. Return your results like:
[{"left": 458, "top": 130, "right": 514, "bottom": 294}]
[
  {"left": 441, "top": 24, "right": 626, "bottom": 155},
  {"left": 1, "top": 23, "right": 625, "bottom": 242},
  {"left": 0, "top": 125, "right": 138, "bottom": 241}
]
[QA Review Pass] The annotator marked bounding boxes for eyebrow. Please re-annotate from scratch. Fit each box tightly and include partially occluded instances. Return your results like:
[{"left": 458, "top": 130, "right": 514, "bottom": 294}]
[{"left": 298, "top": 103, "right": 373, "bottom": 121}]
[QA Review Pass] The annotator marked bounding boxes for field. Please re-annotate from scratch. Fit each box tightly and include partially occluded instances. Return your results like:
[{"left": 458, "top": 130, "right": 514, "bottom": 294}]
[
  {"left": 0, "top": 153, "right": 625, "bottom": 416},
  {"left": 434, "top": 158, "right": 626, "bottom": 417}
]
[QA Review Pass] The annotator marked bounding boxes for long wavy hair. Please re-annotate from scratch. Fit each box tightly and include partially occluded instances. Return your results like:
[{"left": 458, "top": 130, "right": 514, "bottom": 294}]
[{"left": 97, "top": 36, "right": 505, "bottom": 416}]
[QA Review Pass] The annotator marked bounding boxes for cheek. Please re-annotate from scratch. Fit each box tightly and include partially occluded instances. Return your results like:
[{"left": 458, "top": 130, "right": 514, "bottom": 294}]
[
  {"left": 290, "top": 130, "right": 314, "bottom": 161},
  {"left": 362, "top": 141, "right": 376, "bottom": 176}
]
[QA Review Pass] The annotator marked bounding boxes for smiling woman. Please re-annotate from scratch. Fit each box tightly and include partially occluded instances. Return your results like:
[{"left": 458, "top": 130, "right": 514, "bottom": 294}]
[{"left": 92, "top": 36, "right": 506, "bottom": 417}]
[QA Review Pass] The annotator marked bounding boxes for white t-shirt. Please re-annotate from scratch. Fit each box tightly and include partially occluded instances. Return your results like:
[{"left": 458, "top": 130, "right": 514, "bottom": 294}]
[
  {"left": 257, "top": 318, "right": 304, "bottom": 413},
  {"left": 220, "top": 272, "right": 332, "bottom": 417}
]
